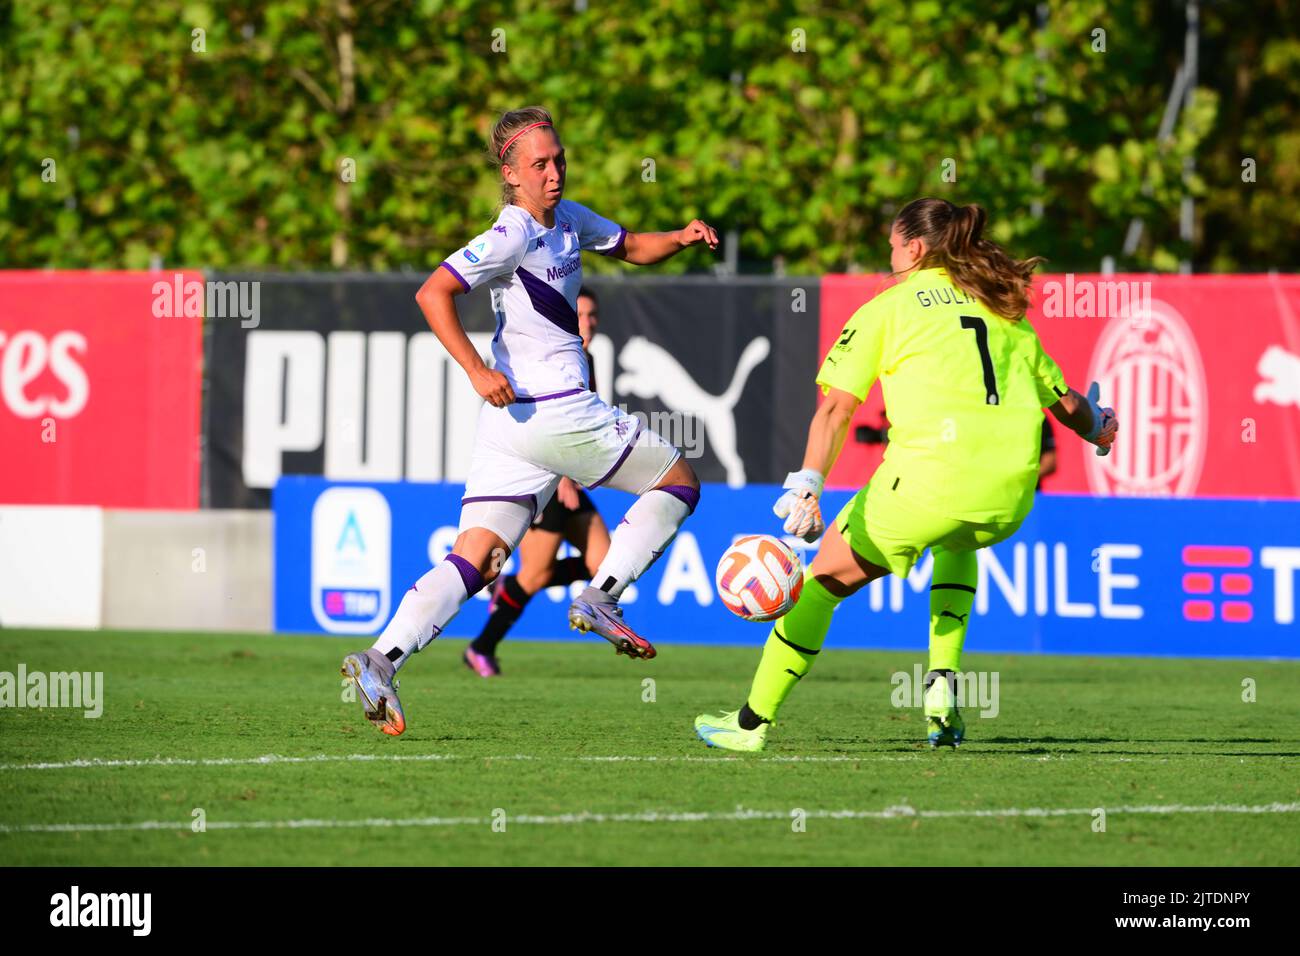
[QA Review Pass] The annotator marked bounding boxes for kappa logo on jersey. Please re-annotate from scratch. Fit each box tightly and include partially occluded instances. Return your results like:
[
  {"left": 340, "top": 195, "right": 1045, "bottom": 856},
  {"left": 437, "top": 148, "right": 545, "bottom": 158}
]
[
  {"left": 615, "top": 335, "right": 771, "bottom": 487},
  {"left": 493, "top": 225, "right": 508, "bottom": 236},
  {"left": 1086, "top": 299, "right": 1207, "bottom": 496}
]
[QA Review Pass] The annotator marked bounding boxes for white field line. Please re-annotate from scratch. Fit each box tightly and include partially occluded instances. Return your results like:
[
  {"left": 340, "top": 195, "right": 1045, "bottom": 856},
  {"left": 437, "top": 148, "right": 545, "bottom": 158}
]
[
  {"left": 3, "top": 802, "right": 1299, "bottom": 835},
  {"left": 0, "top": 751, "right": 1241, "bottom": 772}
]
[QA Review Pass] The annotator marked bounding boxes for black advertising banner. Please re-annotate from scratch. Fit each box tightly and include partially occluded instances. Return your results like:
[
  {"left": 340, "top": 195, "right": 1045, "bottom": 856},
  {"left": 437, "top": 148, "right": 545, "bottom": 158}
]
[
  {"left": 584, "top": 276, "right": 821, "bottom": 491},
  {"left": 203, "top": 273, "right": 820, "bottom": 509}
]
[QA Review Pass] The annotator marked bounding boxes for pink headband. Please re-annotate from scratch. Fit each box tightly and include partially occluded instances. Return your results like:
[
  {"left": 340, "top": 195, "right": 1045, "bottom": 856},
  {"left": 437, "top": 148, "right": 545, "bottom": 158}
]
[{"left": 499, "top": 122, "right": 552, "bottom": 159}]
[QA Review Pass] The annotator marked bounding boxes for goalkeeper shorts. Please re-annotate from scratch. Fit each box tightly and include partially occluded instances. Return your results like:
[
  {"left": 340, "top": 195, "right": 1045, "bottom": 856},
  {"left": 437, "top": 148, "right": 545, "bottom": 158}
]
[{"left": 833, "top": 481, "right": 1025, "bottom": 578}]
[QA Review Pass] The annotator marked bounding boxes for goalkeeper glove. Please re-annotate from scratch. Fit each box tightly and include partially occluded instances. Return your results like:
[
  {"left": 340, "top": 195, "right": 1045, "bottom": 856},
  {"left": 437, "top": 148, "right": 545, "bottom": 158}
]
[
  {"left": 1082, "top": 381, "right": 1118, "bottom": 457},
  {"left": 773, "top": 468, "right": 825, "bottom": 543}
]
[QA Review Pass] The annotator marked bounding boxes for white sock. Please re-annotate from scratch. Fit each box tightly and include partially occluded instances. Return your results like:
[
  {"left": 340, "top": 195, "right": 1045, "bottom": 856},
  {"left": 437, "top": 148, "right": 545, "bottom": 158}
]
[
  {"left": 588, "top": 487, "right": 698, "bottom": 600},
  {"left": 372, "top": 556, "right": 484, "bottom": 669}
]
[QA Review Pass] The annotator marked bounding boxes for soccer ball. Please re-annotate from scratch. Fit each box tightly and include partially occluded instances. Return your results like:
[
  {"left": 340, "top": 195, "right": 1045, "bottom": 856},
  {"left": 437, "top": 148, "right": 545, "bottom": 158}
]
[{"left": 715, "top": 534, "right": 804, "bottom": 622}]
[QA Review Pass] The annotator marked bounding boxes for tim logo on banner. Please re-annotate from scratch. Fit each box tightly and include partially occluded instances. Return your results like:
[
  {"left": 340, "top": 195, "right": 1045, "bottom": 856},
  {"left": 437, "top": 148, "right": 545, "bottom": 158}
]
[{"left": 311, "top": 487, "right": 391, "bottom": 633}]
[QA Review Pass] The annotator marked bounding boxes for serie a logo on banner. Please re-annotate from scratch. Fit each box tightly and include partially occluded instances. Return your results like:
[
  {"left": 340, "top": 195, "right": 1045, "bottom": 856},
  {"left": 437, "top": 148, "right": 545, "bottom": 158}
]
[{"left": 310, "top": 486, "right": 391, "bottom": 633}]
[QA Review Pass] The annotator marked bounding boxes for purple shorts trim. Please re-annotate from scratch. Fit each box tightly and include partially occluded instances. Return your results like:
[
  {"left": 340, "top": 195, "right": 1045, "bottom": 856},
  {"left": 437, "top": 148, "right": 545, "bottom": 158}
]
[
  {"left": 513, "top": 387, "right": 585, "bottom": 404},
  {"left": 461, "top": 494, "right": 539, "bottom": 520},
  {"left": 587, "top": 425, "right": 642, "bottom": 490},
  {"left": 444, "top": 553, "right": 486, "bottom": 597},
  {"left": 600, "top": 226, "right": 628, "bottom": 258},
  {"left": 439, "top": 260, "right": 471, "bottom": 293}
]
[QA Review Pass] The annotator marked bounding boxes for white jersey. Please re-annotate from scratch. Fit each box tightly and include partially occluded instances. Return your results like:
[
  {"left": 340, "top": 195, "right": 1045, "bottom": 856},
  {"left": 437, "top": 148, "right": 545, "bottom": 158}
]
[{"left": 440, "top": 199, "right": 625, "bottom": 399}]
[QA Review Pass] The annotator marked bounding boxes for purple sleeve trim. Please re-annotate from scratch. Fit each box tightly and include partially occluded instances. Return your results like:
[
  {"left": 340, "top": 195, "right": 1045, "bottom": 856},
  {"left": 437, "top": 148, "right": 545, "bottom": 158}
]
[
  {"left": 439, "top": 260, "right": 471, "bottom": 293},
  {"left": 599, "top": 227, "right": 627, "bottom": 258}
]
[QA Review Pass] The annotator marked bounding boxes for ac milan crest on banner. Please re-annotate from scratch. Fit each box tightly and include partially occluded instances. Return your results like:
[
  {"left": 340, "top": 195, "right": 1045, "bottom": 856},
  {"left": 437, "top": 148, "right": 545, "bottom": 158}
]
[{"left": 820, "top": 274, "right": 1300, "bottom": 499}]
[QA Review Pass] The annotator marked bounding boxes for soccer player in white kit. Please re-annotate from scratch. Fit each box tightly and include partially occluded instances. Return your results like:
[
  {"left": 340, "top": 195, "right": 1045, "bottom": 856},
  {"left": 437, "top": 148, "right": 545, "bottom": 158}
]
[{"left": 342, "top": 106, "right": 718, "bottom": 736}]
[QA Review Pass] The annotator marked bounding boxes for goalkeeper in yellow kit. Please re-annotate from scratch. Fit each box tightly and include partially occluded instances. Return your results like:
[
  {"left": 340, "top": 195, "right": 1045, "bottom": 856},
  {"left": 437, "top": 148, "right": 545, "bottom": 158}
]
[{"left": 695, "top": 198, "right": 1118, "bottom": 751}]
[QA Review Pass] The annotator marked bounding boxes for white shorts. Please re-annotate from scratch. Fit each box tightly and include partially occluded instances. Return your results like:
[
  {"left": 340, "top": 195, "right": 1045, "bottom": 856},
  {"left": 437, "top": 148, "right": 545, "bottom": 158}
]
[{"left": 461, "top": 388, "right": 680, "bottom": 527}]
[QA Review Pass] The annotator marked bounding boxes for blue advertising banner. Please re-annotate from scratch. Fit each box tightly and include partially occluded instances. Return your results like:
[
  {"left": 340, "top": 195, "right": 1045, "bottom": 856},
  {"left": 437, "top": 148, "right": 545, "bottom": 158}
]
[{"left": 274, "top": 477, "right": 1299, "bottom": 659}]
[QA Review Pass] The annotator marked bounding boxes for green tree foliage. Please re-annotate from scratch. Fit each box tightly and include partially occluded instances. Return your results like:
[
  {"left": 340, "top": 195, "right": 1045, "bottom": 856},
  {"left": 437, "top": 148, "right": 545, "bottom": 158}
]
[{"left": 0, "top": 1, "right": 1292, "bottom": 273}]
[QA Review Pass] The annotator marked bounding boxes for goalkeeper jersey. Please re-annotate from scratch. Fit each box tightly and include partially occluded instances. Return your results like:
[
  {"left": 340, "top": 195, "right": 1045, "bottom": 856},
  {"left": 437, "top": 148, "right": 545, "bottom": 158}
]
[{"left": 817, "top": 267, "right": 1067, "bottom": 523}]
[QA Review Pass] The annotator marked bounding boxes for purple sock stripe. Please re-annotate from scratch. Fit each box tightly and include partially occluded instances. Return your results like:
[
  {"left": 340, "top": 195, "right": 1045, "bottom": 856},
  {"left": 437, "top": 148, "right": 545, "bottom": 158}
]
[
  {"left": 588, "top": 425, "right": 642, "bottom": 490},
  {"left": 445, "top": 553, "right": 486, "bottom": 597},
  {"left": 657, "top": 484, "right": 700, "bottom": 514},
  {"left": 438, "top": 260, "right": 471, "bottom": 293},
  {"left": 513, "top": 387, "right": 584, "bottom": 404}
]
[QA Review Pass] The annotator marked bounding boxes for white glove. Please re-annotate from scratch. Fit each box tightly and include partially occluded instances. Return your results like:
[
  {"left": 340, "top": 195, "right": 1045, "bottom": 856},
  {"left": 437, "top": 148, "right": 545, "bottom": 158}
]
[
  {"left": 1082, "top": 381, "right": 1118, "bottom": 458},
  {"left": 773, "top": 469, "right": 825, "bottom": 543}
]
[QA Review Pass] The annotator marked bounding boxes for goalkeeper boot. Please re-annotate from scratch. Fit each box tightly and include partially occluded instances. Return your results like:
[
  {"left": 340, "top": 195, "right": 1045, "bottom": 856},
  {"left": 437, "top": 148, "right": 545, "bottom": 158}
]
[
  {"left": 341, "top": 649, "right": 406, "bottom": 737},
  {"left": 568, "top": 597, "right": 657, "bottom": 660},
  {"left": 923, "top": 669, "right": 965, "bottom": 749},
  {"left": 694, "top": 710, "right": 769, "bottom": 752}
]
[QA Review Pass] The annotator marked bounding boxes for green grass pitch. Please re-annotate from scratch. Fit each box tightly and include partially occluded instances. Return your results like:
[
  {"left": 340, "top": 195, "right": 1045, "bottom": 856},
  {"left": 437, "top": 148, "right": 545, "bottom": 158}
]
[{"left": 1, "top": 628, "right": 1297, "bottom": 866}]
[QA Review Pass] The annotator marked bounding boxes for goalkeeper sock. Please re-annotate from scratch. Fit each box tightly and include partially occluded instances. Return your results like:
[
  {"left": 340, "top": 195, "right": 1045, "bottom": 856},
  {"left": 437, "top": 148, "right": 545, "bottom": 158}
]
[
  {"left": 929, "top": 548, "right": 977, "bottom": 673},
  {"left": 744, "top": 575, "right": 841, "bottom": 723},
  {"left": 373, "top": 555, "right": 485, "bottom": 670},
  {"left": 470, "top": 575, "right": 531, "bottom": 656},
  {"left": 583, "top": 485, "right": 698, "bottom": 601}
]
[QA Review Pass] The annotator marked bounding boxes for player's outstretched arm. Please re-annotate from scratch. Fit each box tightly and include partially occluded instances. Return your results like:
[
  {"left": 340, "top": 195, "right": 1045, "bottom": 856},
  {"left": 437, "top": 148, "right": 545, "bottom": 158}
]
[
  {"left": 1048, "top": 381, "right": 1117, "bottom": 456},
  {"left": 774, "top": 387, "right": 861, "bottom": 542},
  {"left": 415, "top": 267, "right": 514, "bottom": 407},
  {"left": 800, "top": 387, "right": 860, "bottom": 477},
  {"left": 614, "top": 219, "right": 719, "bottom": 264}
]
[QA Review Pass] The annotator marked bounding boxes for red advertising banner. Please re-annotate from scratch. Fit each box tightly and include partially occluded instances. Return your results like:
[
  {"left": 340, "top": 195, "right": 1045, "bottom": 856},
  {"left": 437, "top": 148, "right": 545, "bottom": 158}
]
[
  {"left": 820, "top": 274, "right": 1300, "bottom": 499},
  {"left": 0, "top": 272, "right": 202, "bottom": 508}
]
